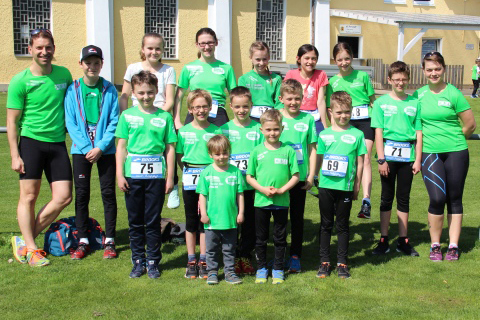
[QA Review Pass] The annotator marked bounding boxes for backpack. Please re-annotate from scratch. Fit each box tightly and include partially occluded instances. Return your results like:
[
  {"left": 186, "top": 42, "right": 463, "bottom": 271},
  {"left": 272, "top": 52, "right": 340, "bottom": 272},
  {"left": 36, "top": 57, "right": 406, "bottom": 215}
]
[{"left": 44, "top": 217, "right": 105, "bottom": 256}]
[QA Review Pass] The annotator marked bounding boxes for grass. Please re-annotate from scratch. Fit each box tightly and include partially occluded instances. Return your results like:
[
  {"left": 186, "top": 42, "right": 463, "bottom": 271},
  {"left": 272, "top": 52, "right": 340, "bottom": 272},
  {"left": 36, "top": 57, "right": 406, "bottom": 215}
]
[{"left": 0, "top": 92, "right": 480, "bottom": 319}]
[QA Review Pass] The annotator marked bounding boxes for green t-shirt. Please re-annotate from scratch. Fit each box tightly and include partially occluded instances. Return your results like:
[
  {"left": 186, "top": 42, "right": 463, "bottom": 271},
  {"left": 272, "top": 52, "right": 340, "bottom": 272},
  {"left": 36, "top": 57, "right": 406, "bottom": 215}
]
[
  {"left": 246, "top": 143, "right": 299, "bottom": 207},
  {"left": 176, "top": 123, "right": 221, "bottom": 164},
  {"left": 220, "top": 120, "right": 264, "bottom": 190},
  {"left": 472, "top": 65, "right": 479, "bottom": 81},
  {"left": 413, "top": 84, "right": 470, "bottom": 153},
  {"left": 326, "top": 70, "right": 375, "bottom": 107},
  {"left": 79, "top": 77, "right": 103, "bottom": 125},
  {"left": 238, "top": 70, "right": 282, "bottom": 109},
  {"left": 317, "top": 126, "right": 367, "bottom": 191},
  {"left": 371, "top": 94, "right": 422, "bottom": 162},
  {"left": 115, "top": 106, "right": 177, "bottom": 177},
  {"left": 7, "top": 65, "right": 73, "bottom": 142},
  {"left": 196, "top": 164, "right": 244, "bottom": 230},
  {"left": 279, "top": 112, "right": 318, "bottom": 181},
  {"left": 178, "top": 59, "right": 236, "bottom": 106}
]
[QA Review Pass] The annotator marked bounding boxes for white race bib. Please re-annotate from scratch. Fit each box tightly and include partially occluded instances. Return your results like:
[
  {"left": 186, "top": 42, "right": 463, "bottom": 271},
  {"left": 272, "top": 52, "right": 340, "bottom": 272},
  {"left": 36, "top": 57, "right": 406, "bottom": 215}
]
[
  {"left": 351, "top": 104, "right": 369, "bottom": 120},
  {"left": 301, "top": 109, "right": 321, "bottom": 122},
  {"left": 130, "top": 155, "right": 163, "bottom": 179},
  {"left": 321, "top": 154, "right": 348, "bottom": 177},
  {"left": 251, "top": 106, "right": 272, "bottom": 119},
  {"left": 182, "top": 167, "right": 205, "bottom": 190},
  {"left": 229, "top": 153, "right": 250, "bottom": 174},
  {"left": 290, "top": 144, "right": 304, "bottom": 165},
  {"left": 384, "top": 140, "right": 412, "bottom": 162},
  {"left": 209, "top": 100, "right": 219, "bottom": 118}
]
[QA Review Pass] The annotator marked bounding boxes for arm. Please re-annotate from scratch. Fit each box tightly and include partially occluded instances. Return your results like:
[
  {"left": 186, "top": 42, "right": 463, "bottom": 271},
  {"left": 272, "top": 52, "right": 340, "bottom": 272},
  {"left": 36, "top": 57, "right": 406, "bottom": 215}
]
[
  {"left": 458, "top": 109, "right": 476, "bottom": 138},
  {"left": 236, "top": 192, "right": 245, "bottom": 224},
  {"left": 176, "top": 153, "right": 184, "bottom": 170},
  {"left": 353, "top": 155, "right": 365, "bottom": 200},
  {"left": 64, "top": 87, "right": 93, "bottom": 155},
  {"left": 119, "top": 80, "right": 132, "bottom": 114},
  {"left": 375, "top": 128, "right": 389, "bottom": 177},
  {"left": 369, "top": 94, "right": 376, "bottom": 106},
  {"left": 303, "top": 143, "right": 317, "bottom": 190},
  {"left": 246, "top": 175, "right": 275, "bottom": 197},
  {"left": 173, "top": 87, "right": 186, "bottom": 130},
  {"left": 412, "top": 130, "right": 422, "bottom": 175},
  {"left": 115, "top": 138, "right": 129, "bottom": 192},
  {"left": 276, "top": 173, "right": 300, "bottom": 195},
  {"left": 162, "top": 83, "right": 176, "bottom": 113},
  {"left": 165, "top": 143, "right": 175, "bottom": 194},
  {"left": 317, "top": 86, "right": 328, "bottom": 129},
  {"left": 7, "top": 109, "right": 24, "bottom": 173},
  {"left": 199, "top": 194, "right": 209, "bottom": 224}
]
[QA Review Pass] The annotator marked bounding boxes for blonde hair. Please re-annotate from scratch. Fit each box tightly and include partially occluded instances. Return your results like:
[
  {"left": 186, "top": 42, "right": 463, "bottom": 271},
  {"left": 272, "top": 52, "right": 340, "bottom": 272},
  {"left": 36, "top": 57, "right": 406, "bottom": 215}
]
[
  {"left": 249, "top": 41, "right": 273, "bottom": 86},
  {"left": 207, "top": 134, "right": 231, "bottom": 154},
  {"left": 260, "top": 108, "right": 282, "bottom": 125},
  {"left": 280, "top": 79, "right": 303, "bottom": 96},
  {"left": 140, "top": 33, "right": 165, "bottom": 62},
  {"left": 187, "top": 89, "right": 212, "bottom": 109},
  {"left": 330, "top": 91, "right": 352, "bottom": 110}
]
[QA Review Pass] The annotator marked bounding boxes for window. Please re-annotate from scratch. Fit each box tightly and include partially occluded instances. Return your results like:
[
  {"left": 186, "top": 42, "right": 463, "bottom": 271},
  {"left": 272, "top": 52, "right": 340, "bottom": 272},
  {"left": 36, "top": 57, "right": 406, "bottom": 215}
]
[
  {"left": 12, "top": 0, "right": 51, "bottom": 55},
  {"left": 413, "top": 0, "right": 435, "bottom": 6},
  {"left": 145, "top": 0, "right": 178, "bottom": 59},
  {"left": 338, "top": 36, "right": 361, "bottom": 59},
  {"left": 256, "top": 0, "right": 285, "bottom": 61},
  {"left": 384, "top": 0, "right": 406, "bottom": 4},
  {"left": 421, "top": 39, "right": 441, "bottom": 60}
]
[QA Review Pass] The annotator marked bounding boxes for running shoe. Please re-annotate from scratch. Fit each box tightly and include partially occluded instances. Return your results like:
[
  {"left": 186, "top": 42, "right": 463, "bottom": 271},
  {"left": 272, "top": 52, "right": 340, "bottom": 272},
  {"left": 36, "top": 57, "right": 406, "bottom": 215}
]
[
  {"left": 272, "top": 269, "right": 285, "bottom": 284},
  {"left": 167, "top": 185, "right": 180, "bottom": 209},
  {"left": 103, "top": 242, "right": 117, "bottom": 259},
  {"left": 255, "top": 268, "right": 268, "bottom": 284},
  {"left": 207, "top": 273, "right": 219, "bottom": 285},
  {"left": 357, "top": 201, "right": 371, "bottom": 219},
  {"left": 240, "top": 257, "right": 255, "bottom": 275},
  {"left": 234, "top": 258, "right": 243, "bottom": 275},
  {"left": 471, "top": 95, "right": 477, "bottom": 99},
  {"left": 129, "top": 260, "right": 146, "bottom": 278},
  {"left": 147, "top": 261, "right": 160, "bottom": 279},
  {"left": 396, "top": 238, "right": 419, "bottom": 257},
  {"left": 225, "top": 272, "right": 243, "bottom": 285},
  {"left": 316, "top": 262, "right": 332, "bottom": 278},
  {"left": 70, "top": 242, "right": 90, "bottom": 260},
  {"left": 429, "top": 244, "right": 443, "bottom": 261},
  {"left": 372, "top": 238, "right": 390, "bottom": 255},
  {"left": 11, "top": 236, "right": 28, "bottom": 264},
  {"left": 287, "top": 255, "right": 301, "bottom": 273},
  {"left": 27, "top": 249, "right": 50, "bottom": 267},
  {"left": 336, "top": 264, "right": 351, "bottom": 279},
  {"left": 198, "top": 260, "right": 208, "bottom": 279},
  {"left": 185, "top": 260, "right": 198, "bottom": 279},
  {"left": 445, "top": 247, "right": 459, "bottom": 261}
]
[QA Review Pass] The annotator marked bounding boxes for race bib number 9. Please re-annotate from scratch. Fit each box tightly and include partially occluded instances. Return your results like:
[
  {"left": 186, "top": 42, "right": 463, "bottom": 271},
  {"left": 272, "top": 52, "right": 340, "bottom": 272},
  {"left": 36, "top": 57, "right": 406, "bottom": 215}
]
[
  {"left": 183, "top": 167, "right": 205, "bottom": 190},
  {"left": 131, "top": 156, "right": 163, "bottom": 179},
  {"left": 351, "top": 104, "right": 369, "bottom": 120},
  {"left": 251, "top": 106, "right": 272, "bottom": 119},
  {"left": 385, "top": 140, "right": 411, "bottom": 162},
  {"left": 321, "top": 154, "right": 348, "bottom": 177},
  {"left": 290, "top": 144, "right": 304, "bottom": 165},
  {"left": 209, "top": 100, "right": 219, "bottom": 118},
  {"left": 230, "top": 153, "right": 250, "bottom": 174}
]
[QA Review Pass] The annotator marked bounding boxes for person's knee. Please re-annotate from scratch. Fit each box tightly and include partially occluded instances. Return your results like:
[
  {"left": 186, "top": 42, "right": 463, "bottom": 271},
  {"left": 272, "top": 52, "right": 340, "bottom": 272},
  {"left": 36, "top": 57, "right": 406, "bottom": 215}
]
[
  {"left": 20, "top": 192, "right": 39, "bottom": 207},
  {"left": 53, "top": 193, "right": 72, "bottom": 208}
]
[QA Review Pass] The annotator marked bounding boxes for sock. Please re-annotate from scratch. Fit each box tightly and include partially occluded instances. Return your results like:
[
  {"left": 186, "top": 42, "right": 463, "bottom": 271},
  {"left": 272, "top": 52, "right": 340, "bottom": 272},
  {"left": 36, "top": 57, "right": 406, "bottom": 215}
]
[
  {"left": 431, "top": 242, "right": 440, "bottom": 247},
  {"left": 80, "top": 238, "right": 89, "bottom": 245},
  {"left": 105, "top": 238, "right": 114, "bottom": 244},
  {"left": 188, "top": 254, "right": 196, "bottom": 262},
  {"left": 363, "top": 198, "right": 371, "bottom": 205},
  {"left": 449, "top": 243, "right": 458, "bottom": 249},
  {"left": 199, "top": 254, "right": 206, "bottom": 262}
]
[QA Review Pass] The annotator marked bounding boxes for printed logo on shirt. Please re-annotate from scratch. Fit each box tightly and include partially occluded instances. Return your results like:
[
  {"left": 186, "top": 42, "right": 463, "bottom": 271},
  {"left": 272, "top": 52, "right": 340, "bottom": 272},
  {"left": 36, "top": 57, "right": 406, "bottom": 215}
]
[
  {"left": 86, "top": 92, "right": 97, "bottom": 98},
  {"left": 294, "top": 123, "right": 309, "bottom": 132},
  {"left": 381, "top": 104, "right": 397, "bottom": 116},
  {"left": 248, "top": 76, "right": 257, "bottom": 82},
  {"left": 351, "top": 81, "right": 364, "bottom": 88},
  {"left": 27, "top": 80, "right": 45, "bottom": 87},
  {"left": 246, "top": 131, "right": 261, "bottom": 141},
  {"left": 305, "top": 85, "right": 315, "bottom": 99},
  {"left": 125, "top": 114, "right": 144, "bottom": 128},
  {"left": 224, "top": 129, "right": 241, "bottom": 142},
  {"left": 181, "top": 132, "right": 198, "bottom": 144},
  {"left": 150, "top": 118, "right": 166, "bottom": 128},
  {"left": 257, "top": 151, "right": 268, "bottom": 160},
  {"left": 253, "top": 84, "right": 264, "bottom": 90},
  {"left": 186, "top": 65, "right": 203, "bottom": 77},
  {"left": 211, "top": 67, "right": 225, "bottom": 75},
  {"left": 206, "top": 176, "right": 222, "bottom": 188},
  {"left": 55, "top": 83, "right": 67, "bottom": 90},
  {"left": 438, "top": 100, "right": 452, "bottom": 107},
  {"left": 404, "top": 106, "right": 417, "bottom": 117},
  {"left": 203, "top": 133, "right": 215, "bottom": 142},
  {"left": 331, "top": 79, "right": 341, "bottom": 89},
  {"left": 274, "top": 158, "right": 288, "bottom": 165},
  {"left": 341, "top": 134, "right": 356, "bottom": 144},
  {"left": 320, "top": 134, "right": 336, "bottom": 146},
  {"left": 225, "top": 176, "right": 238, "bottom": 186}
]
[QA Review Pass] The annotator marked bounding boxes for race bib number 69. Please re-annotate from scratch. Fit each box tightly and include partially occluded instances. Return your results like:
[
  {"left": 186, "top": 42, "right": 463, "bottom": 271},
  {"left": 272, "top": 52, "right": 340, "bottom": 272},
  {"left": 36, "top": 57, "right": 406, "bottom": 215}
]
[{"left": 321, "top": 154, "right": 349, "bottom": 177}]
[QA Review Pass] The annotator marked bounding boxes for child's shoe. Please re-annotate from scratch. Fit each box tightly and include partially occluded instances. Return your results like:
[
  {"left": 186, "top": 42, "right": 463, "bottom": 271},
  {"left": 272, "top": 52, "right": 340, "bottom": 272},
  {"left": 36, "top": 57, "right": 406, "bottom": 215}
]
[
  {"left": 336, "top": 264, "right": 351, "bottom": 279},
  {"left": 396, "top": 238, "right": 419, "bottom": 257},
  {"left": 255, "top": 268, "right": 268, "bottom": 284},
  {"left": 357, "top": 200, "right": 371, "bottom": 219},
  {"left": 27, "top": 249, "right": 50, "bottom": 267},
  {"left": 240, "top": 257, "right": 255, "bottom": 275},
  {"left": 207, "top": 273, "right": 219, "bottom": 285},
  {"left": 287, "top": 255, "right": 301, "bottom": 273},
  {"left": 225, "top": 272, "right": 243, "bottom": 285},
  {"left": 11, "top": 236, "right": 28, "bottom": 264},
  {"left": 129, "top": 260, "right": 146, "bottom": 278},
  {"left": 197, "top": 260, "right": 208, "bottom": 279},
  {"left": 445, "top": 246, "right": 459, "bottom": 261},
  {"left": 70, "top": 242, "right": 90, "bottom": 260},
  {"left": 167, "top": 185, "right": 180, "bottom": 209},
  {"left": 272, "top": 269, "right": 285, "bottom": 284},
  {"left": 372, "top": 237, "right": 390, "bottom": 255},
  {"left": 185, "top": 260, "right": 198, "bottom": 279},
  {"left": 316, "top": 262, "right": 332, "bottom": 278},
  {"left": 234, "top": 258, "right": 243, "bottom": 275},
  {"left": 103, "top": 242, "right": 117, "bottom": 259},
  {"left": 429, "top": 244, "right": 443, "bottom": 261},
  {"left": 147, "top": 260, "right": 160, "bottom": 279}
]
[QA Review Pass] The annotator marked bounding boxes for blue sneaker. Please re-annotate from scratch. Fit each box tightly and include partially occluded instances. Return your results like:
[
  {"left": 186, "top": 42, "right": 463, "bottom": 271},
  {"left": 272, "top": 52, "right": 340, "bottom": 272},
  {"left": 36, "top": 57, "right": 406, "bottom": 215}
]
[
  {"left": 129, "top": 260, "right": 146, "bottom": 278},
  {"left": 207, "top": 273, "right": 219, "bottom": 285},
  {"left": 288, "top": 255, "right": 301, "bottom": 273},
  {"left": 147, "top": 260, "right": 160, "bottom": 279},
  {"left": 255, "top": 268, "right": 268, "bottom": 284},
  {"left": 272, "top": 269, "right": 285, "bottom": 284},
  {"left": 225, "top": 272, "right": 243, "bottom": 285}
]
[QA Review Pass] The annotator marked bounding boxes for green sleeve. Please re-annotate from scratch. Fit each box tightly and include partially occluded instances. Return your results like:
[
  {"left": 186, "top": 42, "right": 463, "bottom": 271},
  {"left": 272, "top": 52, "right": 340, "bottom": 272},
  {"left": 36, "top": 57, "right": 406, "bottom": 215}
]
[
  {"left": 317, "top": 136, "right": 326, "bottom": 154},
  {"left": 165, "top": 115, "right": 178, "bottom": 144},
  {"left": 238, "top": 75, "right": 246, "bottom": 87},
  {"left": 114, "top": 113, "right": 128, "bottom": 139},
  {"left": 370, "top": 99, "right": 383, "bottom": 129},
  {"left": 364, "top": 73, "right": 375, "bottom": 98},
  {"left": 288, "top": 147, "right": 300, "bottom": 175},
  {"left": 246, "top": 148, "right": 257, "bottom": 177},
  {"left": 307, "top": 116, "right": 318, "bottom": 144},
  {"left": 453, "top": 89, "right": 471, "bottom": 114},
  {"left": 175, "top": 130, "right": 184, "bottom": 154},
  {"left": 325, "top": 84, "right": 333, "bottom": 108},
  {"left": 357, "top": 134, "right": 368, "bottom": 156},
  {"left": 196, "top": 171, "right": 208, "bottom": 195},
  {"left": 226, "top": 66, "right": 237, "bottom": 91},
  {"left": 273, "top": 75, "right": 283, "bottom": 109},
  {"left": 6, "top": 75, "right": 26, "bottom": 110},
  {"left": 178, "top": 66, "right": 190, "bottom": 89}
]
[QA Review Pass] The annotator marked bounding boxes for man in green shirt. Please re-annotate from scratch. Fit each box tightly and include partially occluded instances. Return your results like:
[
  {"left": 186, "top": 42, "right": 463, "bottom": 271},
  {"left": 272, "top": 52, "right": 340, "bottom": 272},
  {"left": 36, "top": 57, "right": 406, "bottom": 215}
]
[{"left": 8, "top": 30, "right": 73, "bottom": 267}]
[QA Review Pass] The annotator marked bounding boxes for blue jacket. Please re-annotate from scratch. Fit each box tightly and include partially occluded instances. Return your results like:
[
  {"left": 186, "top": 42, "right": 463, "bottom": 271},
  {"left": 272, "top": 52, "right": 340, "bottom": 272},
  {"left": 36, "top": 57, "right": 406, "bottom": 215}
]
[{"left": 65, "top": 78, "right": 119, "bottom": 155}]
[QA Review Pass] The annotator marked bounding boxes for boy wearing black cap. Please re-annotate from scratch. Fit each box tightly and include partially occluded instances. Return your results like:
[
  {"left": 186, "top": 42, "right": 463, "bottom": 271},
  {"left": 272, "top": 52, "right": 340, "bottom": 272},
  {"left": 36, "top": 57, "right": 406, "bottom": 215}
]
[{"left": 65, "top": 45, "right": 119, "bottom": 259}]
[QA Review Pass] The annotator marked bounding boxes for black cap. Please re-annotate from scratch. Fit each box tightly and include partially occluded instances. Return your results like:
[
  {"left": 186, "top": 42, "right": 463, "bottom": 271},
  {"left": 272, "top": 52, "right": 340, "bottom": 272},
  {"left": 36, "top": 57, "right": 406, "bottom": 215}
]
[{"left": 80, "top": 45, "right": 103, "bottom": 61}]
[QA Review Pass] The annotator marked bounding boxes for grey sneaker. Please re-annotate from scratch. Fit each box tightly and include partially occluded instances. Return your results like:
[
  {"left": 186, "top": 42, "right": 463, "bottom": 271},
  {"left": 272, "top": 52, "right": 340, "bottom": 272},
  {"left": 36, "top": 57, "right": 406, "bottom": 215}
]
[
  {"left": 225, "top": 272, "right": 243, "bottom": 284},
  {"left": 147, "top": 260, "right": 160, "bottom": 279},
  {"left": 207, "top": 273, "right": 219, "bottom": 285}
]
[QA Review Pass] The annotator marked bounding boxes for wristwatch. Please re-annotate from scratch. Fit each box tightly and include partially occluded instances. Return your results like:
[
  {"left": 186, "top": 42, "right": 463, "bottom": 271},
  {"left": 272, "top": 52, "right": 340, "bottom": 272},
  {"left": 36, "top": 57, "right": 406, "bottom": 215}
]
[{"left": 377, "top": 159, "right": 386, "bottom": 165}]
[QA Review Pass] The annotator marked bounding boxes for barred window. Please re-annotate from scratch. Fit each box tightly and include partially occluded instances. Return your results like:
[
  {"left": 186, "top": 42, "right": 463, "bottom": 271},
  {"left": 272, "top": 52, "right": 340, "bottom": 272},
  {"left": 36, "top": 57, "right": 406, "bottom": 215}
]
[
  {"left": 145, "top": 0, "right": 178, "bottom": 59},
  {"left": 13, "top": 0, "right": 51, "bottom": 55},
  {"left": 256, "top": 0, "right": 285, "bottom": 61}
]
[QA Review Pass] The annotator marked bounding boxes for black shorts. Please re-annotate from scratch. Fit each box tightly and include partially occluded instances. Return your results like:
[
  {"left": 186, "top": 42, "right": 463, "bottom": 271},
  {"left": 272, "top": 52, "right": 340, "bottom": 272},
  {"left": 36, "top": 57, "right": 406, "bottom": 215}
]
[
  {"left": 19, "top": 136, "right": 72, "bottom": 183},
  {"left": 350, "top": 118, "right": 375, "bottom": 141}
]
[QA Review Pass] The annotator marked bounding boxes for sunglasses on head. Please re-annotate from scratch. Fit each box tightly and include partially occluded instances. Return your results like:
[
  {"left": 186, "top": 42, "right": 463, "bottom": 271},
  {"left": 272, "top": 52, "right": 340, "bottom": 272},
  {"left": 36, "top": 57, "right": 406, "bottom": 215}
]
[
  {"left": 30, "top": 28, "right": 52, "bottom": 36},
  {"left": 423, "top": 51, "right": 442, "bottom": 59}
]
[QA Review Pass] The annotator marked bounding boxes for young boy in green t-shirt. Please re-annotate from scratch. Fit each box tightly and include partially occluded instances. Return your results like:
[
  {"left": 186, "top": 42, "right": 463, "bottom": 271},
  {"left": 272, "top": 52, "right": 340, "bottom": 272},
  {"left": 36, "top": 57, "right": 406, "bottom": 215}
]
[
  {"left": 316, "top": 91, "right": 366, "bottom": 279},
  {"left": 246, "top": 109, "right": 299, "bottom": 285},
  {"left": 278, "top": 79, "right": 317, "bottom": 273},
  {"left": 371, "top": 61, "right": 422, "bottom": 257},
  {"left": 196, "top": 135, "right": 245, "bottom": 285},
  {"left": 176, "top": 89, "right": 221, "bottom": 279},
  {"left": 115, "top": 71, "right": 177, "bottom": 279},
  {"left": 220, "top": 86, "right": 263, "bottom": 275}
]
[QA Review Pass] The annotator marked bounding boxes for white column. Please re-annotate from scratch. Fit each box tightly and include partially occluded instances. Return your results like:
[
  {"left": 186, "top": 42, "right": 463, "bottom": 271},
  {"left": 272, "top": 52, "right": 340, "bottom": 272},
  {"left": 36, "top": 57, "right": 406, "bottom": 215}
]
[
  {"left": 397, "top": 24, "right": 405, "bottom": 61},
  {"left": 208, "top": 0, "right": 232, "bottom": 64},
  {"left": 314, "top": 0, "right": 331, "bottom": 64},
  {"left": 86, "top": 0, "right": 114, "bottom": 82}
]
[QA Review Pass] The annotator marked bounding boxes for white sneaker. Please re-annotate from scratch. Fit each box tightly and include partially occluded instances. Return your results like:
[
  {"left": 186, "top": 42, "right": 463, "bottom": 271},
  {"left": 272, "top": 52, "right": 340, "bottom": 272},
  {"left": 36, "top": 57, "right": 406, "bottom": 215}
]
[{"left": 167, "top": 185, "right": 180, "bottom": 209}]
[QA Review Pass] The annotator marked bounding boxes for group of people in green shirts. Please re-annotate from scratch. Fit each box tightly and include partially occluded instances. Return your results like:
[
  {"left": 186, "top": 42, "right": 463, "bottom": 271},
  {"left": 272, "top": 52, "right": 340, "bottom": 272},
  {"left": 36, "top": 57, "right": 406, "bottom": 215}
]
[{"left": 7, "top": 27, "right": 476, "bottom": 284}]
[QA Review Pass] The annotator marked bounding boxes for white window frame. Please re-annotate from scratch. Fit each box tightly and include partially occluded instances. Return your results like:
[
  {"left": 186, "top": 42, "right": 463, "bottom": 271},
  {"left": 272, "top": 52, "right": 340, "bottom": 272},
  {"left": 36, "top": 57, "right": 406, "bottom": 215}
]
[
  {"left": 413, "top": 0, "right": 435, "bottom": 6},
  {"left": 421, "top": 38, "right": 442, "bottom": 61},
  {"left": 384, "top": 0, "right": 406, "bottom": 4},
  {"left": 256, "top": 0, "right": 286, "bottom": 62}
]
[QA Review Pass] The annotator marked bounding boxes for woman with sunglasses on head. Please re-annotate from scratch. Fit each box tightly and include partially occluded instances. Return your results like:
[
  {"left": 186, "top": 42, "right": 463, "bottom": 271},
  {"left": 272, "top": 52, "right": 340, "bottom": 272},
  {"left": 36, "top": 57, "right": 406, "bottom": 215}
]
[
  {"left": 173, "top": 28, "right": 236, "bottom": 129},
  {"left": 413, "top": 52, "right": 476, "bottom": 261}
]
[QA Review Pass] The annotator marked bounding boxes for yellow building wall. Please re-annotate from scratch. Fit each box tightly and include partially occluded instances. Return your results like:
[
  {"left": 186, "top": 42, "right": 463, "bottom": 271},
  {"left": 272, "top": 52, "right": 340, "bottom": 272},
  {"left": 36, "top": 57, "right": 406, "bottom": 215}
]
[
  {"left": 0, "top": 0, "right": 85, "bottom": 84},
  {"left": 285, "top": 0, "right": 311, "bottom": 65},
  {"left": 232, "top": 0, "right": 257, "bottom": 78}
]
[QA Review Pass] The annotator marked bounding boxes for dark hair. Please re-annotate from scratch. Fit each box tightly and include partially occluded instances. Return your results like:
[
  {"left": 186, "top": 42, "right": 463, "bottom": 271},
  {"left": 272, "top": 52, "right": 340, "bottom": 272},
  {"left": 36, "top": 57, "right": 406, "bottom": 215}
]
[
  {"left": 280, "top": 79, "right": 303, "bottom": 96},
  {"left": 333, "top": 42, "right": 354, "bottom": 60},
  {"left": 29, "top": 29, "right": 55, "bottom": 46},
  {"left": 140, "top": 33, "right": 164, "bottom": 62},
  {"left": 388, "top": 61, "right": 410, "bottom": 79},
  {"left": 131, "top": 70, "right": 158, "bottom": 91},
  {"left": 422, "top": 52, "right": 446, "bottom": 69},
  {"left": 296, "top": 44, "right": 319, "bottom": 67},
  {"left": 230, "top": 86, "right": 252, "bottom": 104},
  {"left": 330, "top": 91, "right": 352, "bottom": 110},
  {"left": 195, "top": 27, "right": 218, "bottom": 58}
]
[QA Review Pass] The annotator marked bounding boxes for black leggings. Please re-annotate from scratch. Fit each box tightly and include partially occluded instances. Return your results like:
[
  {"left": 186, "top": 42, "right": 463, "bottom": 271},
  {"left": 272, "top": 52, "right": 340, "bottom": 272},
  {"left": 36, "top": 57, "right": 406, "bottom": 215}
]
[
  {"left": 380, "top": 161, "right": 413, "bottom": 213},
  {"left": 421, "top": 150, "right": 469, "bottom": 215},
  {"left": 472, "top": 79, "right": 479, "bottom": 96}
]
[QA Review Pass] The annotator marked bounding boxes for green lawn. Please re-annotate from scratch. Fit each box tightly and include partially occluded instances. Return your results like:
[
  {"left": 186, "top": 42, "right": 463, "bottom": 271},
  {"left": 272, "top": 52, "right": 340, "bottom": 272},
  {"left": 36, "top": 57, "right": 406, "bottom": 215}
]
[{"left": 0, "top": 92, "right": 479, "bottom": 319}]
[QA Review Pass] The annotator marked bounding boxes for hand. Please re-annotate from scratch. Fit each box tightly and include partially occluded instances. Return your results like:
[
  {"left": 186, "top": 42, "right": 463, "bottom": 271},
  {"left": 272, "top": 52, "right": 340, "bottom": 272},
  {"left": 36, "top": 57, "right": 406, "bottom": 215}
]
[
  {"left": 174, "top": 119, "right": 184, "bottom": 130},
  {"left": 378, "top": 162, "right": 389, "bottom": 177},
  {"left": 412, "top": 160, "right": 421, "bottom": 175},
  {"left": 85, "top": 148, "right": 103, "bottom": 163},
  {"left": 117, "top": 176, "right": 130, "bottom": 193},
  {"left": 165, "top": 178, "right": 174, "bottom": 194},
  {"left": 302, "top": 176, "right": 314, "bottom": 191},
  {"left": 237, "top": 214, "right": 244, "bottom": 225},
  {"left": 275, "top": 187, "right": 285, "bottom": 195},
  {"left": 200, "top": 214, "right": 210, "bottom": 224},
  {"left": 11, "top": 156, "right": 25, "bottom": 174},
  {"left": 261, "top": 186, "right": 276, "bottom": 198}
]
